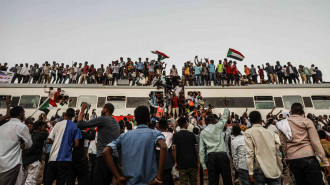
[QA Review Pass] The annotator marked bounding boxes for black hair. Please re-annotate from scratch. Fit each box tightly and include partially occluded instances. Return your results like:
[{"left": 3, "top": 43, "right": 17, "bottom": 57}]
[
  {"left": 118, "top": 120, "right": 125, "bottom": 130},
  {"left": 206, "top": 115, "right": 216, "bottom": 124},
  {"left": 159, "top": 118, "right": 168, "bottom": 130},
  {"left": 232, "top": 125, "right": 242, "bottom": 136},
  {"left": 193, "top": 127, "right": 199, "bottom": 135},
  {"left": 10, "top": 106, "right": 24, "bottom": 118},
  {"left": 318, "top": 130, "right": 326, "bottom": 139},
  {"left": 127, "top": 123, "right": 132, "bottom": 130},
  {"left": 25, "top": 117, "right": 34, "bottom": 125},
  {"left": 66, "top": 108, "right": 75, "bottom": 118},
  {"left": 34, "top": 121, "right": 46, "bottom": 130},
  {"left": 178, "top": 117, "right": 187, "bottom": 128},
  {"left": 291, "top": 103, "right": 304, "bottom": 115},
  {"left": 149, "top": 121, "right": 156, "bottom": 129},
  {"left": 134, "top": 106, "right": 150, "bottom": 125},
  {"left": 249, "top": 111, "right": 261, "bottom": 124},
  {"left": 104, "top": 103, "right": 115, "bottom": 115}
]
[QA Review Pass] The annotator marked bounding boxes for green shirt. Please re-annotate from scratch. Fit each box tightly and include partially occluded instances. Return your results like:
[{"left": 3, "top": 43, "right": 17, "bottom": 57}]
[
  {"left": 199, "top": 108, "right": 229, "bottom": 169},
  {"left": 216, "top": 64, "right": 224, "bottom": 73}
]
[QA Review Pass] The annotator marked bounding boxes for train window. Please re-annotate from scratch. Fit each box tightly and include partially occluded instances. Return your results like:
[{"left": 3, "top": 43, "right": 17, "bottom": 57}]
[
  {"left": 254, "top": 96, "right": 274, "bottom": 109},
  {"left": 274, "top": 97, "right": 284, "bottom": 108},
  {"left": 187, "top": 91, "right": 201, "bottom": 96},
  {"left": 311, "top": 96, "right": 330, "bottom": 109},
  {"left": 39, "top": 97, "right": 48, "bottom": 106},
  {"left": 303, "top": 97, "right": 313, "bottom": 108},
  {"left": 0, "top": 95, "right": 9, "bottom": 108},
  {"left": 11, "top": 97, "right": 20, "bottom": 107},
  {"left": 126, "top": 97, "right": 149, "bottom": 108},
  {"left": 19, "top": 95, "right": 40, "bottom": 108},
  {"left": 204, "top": 97, "right": 254, "bottom": 108},
  {"left": 77, "top": 96, "right": 97, "bottom": 109},
  {"left": 283, "top": 96, "right": 304, "bottom": 109},
  {"left": 107, "top": 96, "right": 126, "bottom": 109},
  {"left": 68, "top": 97, "right": 77, "bottom": 108},
  {"left": 97, "top": 97, "right": 106, "bottom": 108}
]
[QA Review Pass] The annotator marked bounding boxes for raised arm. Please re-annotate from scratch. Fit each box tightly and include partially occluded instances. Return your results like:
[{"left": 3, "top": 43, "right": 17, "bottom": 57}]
[
  {"left": 0, "top": 97, "right": 11, "bottom": 123},
  {"left": 242, "top": 108, "right": 248, "bottom": 118},
  {"left": 215, "top": 98, "right": 230, "bottom": 129},
  {"left": 275, "top": 110, "right": 282, "bottom": 117},
  {"left": 268, "top": 106, "right": 276, "bottom": 116},
  {"left": 44, "top": 85, "right": 50, "bottom": 93},
  {"left": 194, "top": 56, "right": 199, "bottom": 66},
  {"left": 77, "top": 102, "right": 103, "bottom": 128}
]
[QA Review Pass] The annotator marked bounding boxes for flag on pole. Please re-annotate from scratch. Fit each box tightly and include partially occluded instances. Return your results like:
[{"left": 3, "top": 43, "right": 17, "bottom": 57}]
[
  {"left": 39, "top": 98, "right": 57, "bottom": 115},
  {"left": 151, "top": 50, "right": 169, "bottom": 61},
  {"left": 227, "top": 48, "right": 245, "bottom": 61}
]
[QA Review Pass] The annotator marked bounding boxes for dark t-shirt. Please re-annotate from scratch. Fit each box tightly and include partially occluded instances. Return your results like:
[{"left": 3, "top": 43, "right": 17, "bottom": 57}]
[
  {"left": 77, "top": 116, "right": 120, "bottom": 157},
  {"left": 173, "top": 130, "right": 198, "bottom": 169},
  {"left": 23, "top": 131, "right": 49, "bottom": 165}
]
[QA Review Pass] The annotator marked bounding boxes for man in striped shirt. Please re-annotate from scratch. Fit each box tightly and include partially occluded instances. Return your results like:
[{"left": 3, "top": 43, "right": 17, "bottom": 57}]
[{"left": 279, "top": 103, "right": 330, "bottom": 185}]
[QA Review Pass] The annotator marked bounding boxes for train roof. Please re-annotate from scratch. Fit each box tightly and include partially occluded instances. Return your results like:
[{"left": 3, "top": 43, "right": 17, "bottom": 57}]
[{"left": 0, "top": 83, "right": 329, "bottom": 89}]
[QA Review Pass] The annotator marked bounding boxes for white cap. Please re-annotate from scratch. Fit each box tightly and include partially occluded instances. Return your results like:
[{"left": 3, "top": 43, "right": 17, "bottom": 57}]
[{"left": 282, "top": 112, "right": 288, "bottom": 119}]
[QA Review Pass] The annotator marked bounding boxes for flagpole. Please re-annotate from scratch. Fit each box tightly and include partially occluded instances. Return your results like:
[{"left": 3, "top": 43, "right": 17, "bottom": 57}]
[{"left": 29, "top": 97, "right": 50, "bottom": 117}]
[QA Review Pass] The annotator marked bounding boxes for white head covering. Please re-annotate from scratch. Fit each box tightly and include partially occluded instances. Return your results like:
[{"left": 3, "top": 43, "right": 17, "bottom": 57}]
[{"left": 282, "top": 112, "right": 288, "bottom": 119}]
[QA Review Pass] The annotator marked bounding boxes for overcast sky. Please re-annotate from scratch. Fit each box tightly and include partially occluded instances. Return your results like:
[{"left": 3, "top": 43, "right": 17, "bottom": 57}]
[{"left": 1, "top": 0, "right": 329, "bottom": 81}]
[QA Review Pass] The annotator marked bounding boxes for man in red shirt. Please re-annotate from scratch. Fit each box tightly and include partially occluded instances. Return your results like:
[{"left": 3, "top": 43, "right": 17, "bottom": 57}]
[
  {"left": 171, "top": 93, "right": 179, "bottom": 118},
  {"left": 80, "top": 61, "right": 89, "bottom": 84},
  {"left": 257, "top": 66, "right": 264, "bottom": 84},
  {"left": 226, "top": 61, "right": 233, "bottom": 86},
  {"left": 88, "top": 64, "right": 97, "bottom": 84},
  {"left": 232, "top": 61, "right": 240, "bottom": 86}
]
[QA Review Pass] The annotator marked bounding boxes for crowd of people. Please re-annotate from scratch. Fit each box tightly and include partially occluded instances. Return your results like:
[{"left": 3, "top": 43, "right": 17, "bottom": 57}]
[
  {"left": 0, "top": 57, "right": 325, "bottom": 86},
  {"left": 1, "top": 91, "right": 330, "bottom": 185}
]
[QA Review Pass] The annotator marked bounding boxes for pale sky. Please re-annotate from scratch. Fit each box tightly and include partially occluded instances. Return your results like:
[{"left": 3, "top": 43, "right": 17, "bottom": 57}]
[{"left": 1, "top": 0, "right": 329, "bottom": 81}]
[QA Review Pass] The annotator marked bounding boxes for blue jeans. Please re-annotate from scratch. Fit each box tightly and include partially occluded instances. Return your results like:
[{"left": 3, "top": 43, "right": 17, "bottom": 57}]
[
  {"left": 195, "top": 74, "right": 201, "bottom": 86},
  {"left": 306, "top": 75, "right": 311, "bottom": 84},
  {"left": 209, "top": 72, "right": 216, "bottom": 86}
]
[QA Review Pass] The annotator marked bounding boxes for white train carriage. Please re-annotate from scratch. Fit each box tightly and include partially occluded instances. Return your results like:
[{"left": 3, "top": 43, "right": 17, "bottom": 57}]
[{"left": 0, "top": 84, "right": 329, "bottom": 119}]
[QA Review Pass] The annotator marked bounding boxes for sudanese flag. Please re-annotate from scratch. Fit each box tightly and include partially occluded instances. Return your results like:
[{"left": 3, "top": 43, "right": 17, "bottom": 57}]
[
  {"left": 227, "top": 48, "right": 245, "bottom": 61},
  {"left": 151, "top": 50, "right": 169, "bottom": 61},
  {"left": 39, "top": 98, "right": 57, "bottom": 115}
]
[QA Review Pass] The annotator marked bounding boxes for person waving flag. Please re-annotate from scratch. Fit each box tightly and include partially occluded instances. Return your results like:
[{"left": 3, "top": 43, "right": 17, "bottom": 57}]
[
  {"left": 227, "top": 48, "right": 245, "bottom": 61},
  {"left": 151, "top": 50, "right": 169, "bottom": 61}
]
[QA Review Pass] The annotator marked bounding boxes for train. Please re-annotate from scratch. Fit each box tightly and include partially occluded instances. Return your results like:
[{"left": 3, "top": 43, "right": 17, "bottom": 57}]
[{"left": 0, "top": 83, "right": 329, "bottom": 119}]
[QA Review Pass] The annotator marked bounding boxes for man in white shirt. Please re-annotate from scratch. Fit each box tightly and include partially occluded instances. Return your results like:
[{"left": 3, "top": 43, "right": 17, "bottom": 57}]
[
  {"left": 16, "top": 64, "right": 24, "bottom": 83},
  {"left": 20, "top": 63, "right": 30, "bottom": 83},
  {"left": 231, "top": 125, "right": 249, "bottom": 185},
  {"left": 245, "top": 111, "right": 282, "bottom": 185},
  {"left": 0, "top": 106, "right": 33, "bottom": 185}
]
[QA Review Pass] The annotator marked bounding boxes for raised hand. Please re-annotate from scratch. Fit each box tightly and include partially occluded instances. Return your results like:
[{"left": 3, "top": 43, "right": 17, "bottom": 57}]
[
  {"left": 224, "top": 97, "right": 229, "bottom": 107},
  {"left": 6, "top": 96, "right": 11, "bottom": 106}
]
